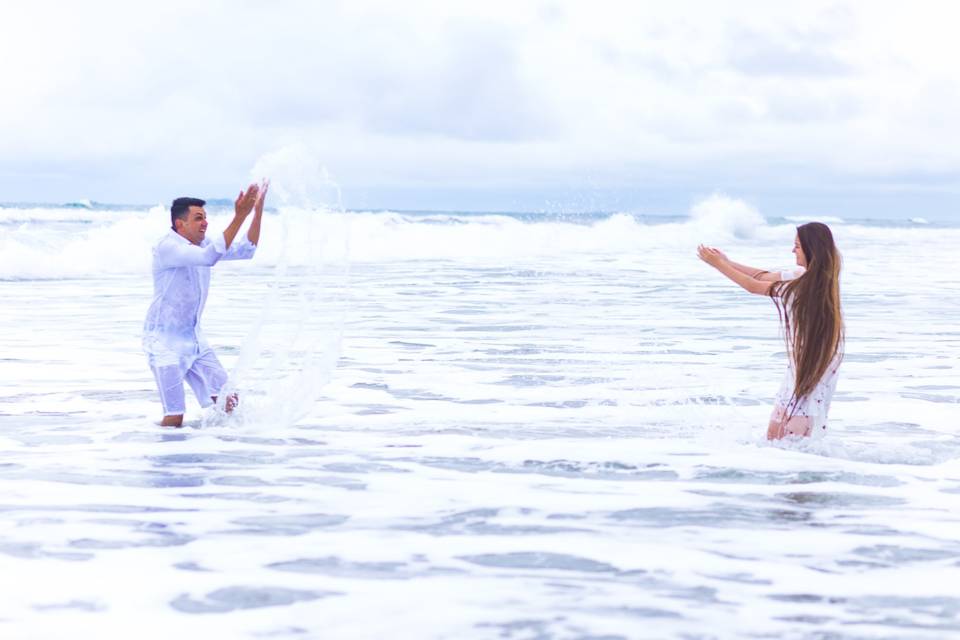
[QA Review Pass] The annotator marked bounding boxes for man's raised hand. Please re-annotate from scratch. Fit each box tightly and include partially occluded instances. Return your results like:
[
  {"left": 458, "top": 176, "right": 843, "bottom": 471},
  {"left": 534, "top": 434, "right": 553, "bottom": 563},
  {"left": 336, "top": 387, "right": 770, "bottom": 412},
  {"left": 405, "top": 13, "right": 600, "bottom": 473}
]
[
  {"left": 254, "top": 179, "right": 270, "bottom": 217},
  {"left": 235, "top": 183, "right": 260, "bottom": 219}
]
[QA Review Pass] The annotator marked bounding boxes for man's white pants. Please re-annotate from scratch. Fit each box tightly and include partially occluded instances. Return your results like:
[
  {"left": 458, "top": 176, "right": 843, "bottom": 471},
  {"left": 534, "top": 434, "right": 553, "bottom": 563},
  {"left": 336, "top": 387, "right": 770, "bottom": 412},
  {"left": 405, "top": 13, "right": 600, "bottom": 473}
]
[{"left": 149, "top": 349, "right": 228, "bottom": 416}]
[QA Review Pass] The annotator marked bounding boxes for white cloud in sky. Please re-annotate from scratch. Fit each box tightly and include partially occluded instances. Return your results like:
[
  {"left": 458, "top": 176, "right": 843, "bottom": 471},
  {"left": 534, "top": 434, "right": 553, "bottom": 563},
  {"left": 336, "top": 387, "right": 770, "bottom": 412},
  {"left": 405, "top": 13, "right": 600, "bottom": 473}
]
[{"left": 2, "top": 0, "right": 959, "bottom": 211}]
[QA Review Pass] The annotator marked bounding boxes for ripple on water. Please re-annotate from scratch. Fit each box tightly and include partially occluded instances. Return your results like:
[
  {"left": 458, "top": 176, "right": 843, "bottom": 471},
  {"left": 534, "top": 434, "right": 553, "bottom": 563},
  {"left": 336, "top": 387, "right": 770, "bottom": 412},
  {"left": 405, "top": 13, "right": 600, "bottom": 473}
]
[
  {"left": 525, "top": 400, "right": 591, "bottom": 408},
  {"left": 900, "top": 391, "right": 960, "bottom": 403},
  {"left": 0, "top": 503, "right": 193, "bottom": 514},
  {"left": 411, "top": 456, "right": 680, "bottom": 481},
  {"left": 869, "top": 421, "right": 943, "bottom": 436},
  {"left": 844, "top": 595, "right": 960, "bottom": 631},
  {"left": 278, "top": 475, "right": 367, "bottom": 491},
  {"left": 476, "top": 619, "right": 616, "bottom": 639},
  {"left": 214, "top": 435, "right": 291, "bottom": 446},
  {"left": 7, "top": 470, "right": 205, "bottom": 489},
  {"left": 32, "top": 600, "right": 105, "bottom": 612},
  {"left": 225, "top": 513, "right": 349, "bottom": 536},
  {"left": 775, "top": 491, "right": 906, "bottom": 509},
  {"left": 609, "top": 505, "right": 813, "bottom": 528},
  {"left": 836, "top": 524, "right": 905, "bottom": 537},
  {"left": 321, "top": 462, "right": 410, "bottom": 474},
  {"left": 596, "top": 606, "right": 683, "bottom": 620},
  {"left": 0, "top": 541, "right": 93, "bottom": 561},
  {"left": 765, "top": 594, "right": 960, "bottom": 632},
  {"left": 519, "top": 459, "right": 679, "bottom": 481},
  {"left": 267, "top": 556, "right": 464, "bottom": 580},
  {"left": 170, "top": 586, "right": 337, "bottom": 614},
  {"left": 10, "top": 433, "right": 93, "bottom": 446},
  {"left": 210, "top": 475, "right": 272, "bottom": 487},
  {"left": 693, "top": 467, "right": 904, "bottom": 488},
  {"left": 112, "top": 431, "right": 193, "bottom": 443},
  {"left": 81, "top": 390, "right": 155, "bottom": 402},
  {"left": 458, "top": 551, "right": 619, "bottom": 573},
  {"left": 387, "top": 388, "right": 455, "bottom": 402},
  {"left": 493, "top": 374, "right": 565, "bottom": 387},
  {"left": 394, "top": 508, "right": 589, "bottom": 536},
  {"left": 768, "top": 593, "right": 846, "bottom": 604},
  {"left": 180, "top": 492, "right": 291, "bottom": 504},
  {"left": 847, "top": 544, "right": 960, "bottom": 566},
  {"left": 69, "top": 528, "right": 195, "bottom": 549},
  {"left": 698, "top": 572, "right": 772, "bottom": 586},
  {"left": 149, "top": 452, "right": 277, "bottom": 467}
]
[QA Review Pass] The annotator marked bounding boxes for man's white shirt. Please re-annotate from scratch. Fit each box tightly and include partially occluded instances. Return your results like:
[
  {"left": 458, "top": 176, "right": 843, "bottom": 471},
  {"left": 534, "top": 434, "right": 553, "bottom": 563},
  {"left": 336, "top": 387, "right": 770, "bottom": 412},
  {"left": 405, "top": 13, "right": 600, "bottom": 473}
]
[{"left": 143, "top": 230, "right": 256, "bottom": 365}]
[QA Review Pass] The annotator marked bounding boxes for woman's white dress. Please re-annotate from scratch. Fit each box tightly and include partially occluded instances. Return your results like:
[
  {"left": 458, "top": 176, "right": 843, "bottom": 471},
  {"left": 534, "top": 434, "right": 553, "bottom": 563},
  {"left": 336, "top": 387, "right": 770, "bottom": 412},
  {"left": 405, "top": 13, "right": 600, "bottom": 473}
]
[{"left": 771, "top": 268, "right": 841, "bottom": 433}]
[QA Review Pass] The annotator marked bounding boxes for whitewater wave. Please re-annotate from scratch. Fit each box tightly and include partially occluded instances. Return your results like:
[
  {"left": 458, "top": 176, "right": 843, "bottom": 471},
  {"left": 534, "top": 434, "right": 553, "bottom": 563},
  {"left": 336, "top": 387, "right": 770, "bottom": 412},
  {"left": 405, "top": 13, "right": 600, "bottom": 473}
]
[
  {"left": 2, "top": 196, "right": 956, "bottom": 280},
  {"left": 784, "top": 215, "right": 846, "bottom": 225},
  {"left": 689, "top": 193, "right": 766, "bottom": 240}
]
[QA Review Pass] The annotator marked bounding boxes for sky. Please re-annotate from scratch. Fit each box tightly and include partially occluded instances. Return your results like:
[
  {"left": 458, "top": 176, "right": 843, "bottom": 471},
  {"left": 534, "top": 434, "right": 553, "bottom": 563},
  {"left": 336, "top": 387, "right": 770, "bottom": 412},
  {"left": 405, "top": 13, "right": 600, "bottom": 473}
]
[{"left": 2, "top": 0, "right": 959, "bottom": 218}]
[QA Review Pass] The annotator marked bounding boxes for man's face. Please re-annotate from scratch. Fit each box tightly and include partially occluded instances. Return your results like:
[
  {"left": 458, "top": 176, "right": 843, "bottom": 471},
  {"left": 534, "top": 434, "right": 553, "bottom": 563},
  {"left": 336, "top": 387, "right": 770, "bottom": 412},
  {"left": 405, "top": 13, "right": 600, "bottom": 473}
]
[{"left": 176, "top": 206, "right": 208, "bottom": 245}]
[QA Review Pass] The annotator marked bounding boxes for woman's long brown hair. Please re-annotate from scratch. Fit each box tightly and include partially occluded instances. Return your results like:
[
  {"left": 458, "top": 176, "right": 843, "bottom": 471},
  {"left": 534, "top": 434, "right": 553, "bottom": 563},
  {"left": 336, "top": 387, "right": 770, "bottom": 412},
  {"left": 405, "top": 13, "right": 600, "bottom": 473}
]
[{"left": 770, "top": 222, "right": 844, "bottom": 415}]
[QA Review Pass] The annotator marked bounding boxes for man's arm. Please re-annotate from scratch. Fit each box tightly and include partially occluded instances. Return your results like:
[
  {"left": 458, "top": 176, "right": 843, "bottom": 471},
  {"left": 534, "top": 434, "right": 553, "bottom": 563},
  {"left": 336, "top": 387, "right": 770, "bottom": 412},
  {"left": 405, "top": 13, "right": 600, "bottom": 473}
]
[
  {"left": 219, "top": 180, "right": 268, "bottom": 261},
  {"left": 156, "top": 240, "right": 224, "bottom": 268},
  {"left": 246, "top": 179, "right": 269, "bottom": 246},
  {"left": 224, "top": 184, "right": 259, "bottom": 249}
]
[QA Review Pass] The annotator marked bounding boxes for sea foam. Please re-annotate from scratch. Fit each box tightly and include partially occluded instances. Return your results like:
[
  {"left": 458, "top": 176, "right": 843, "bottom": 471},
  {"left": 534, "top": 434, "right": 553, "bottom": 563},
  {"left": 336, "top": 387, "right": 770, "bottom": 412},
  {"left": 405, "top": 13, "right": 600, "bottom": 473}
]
[{"left": 7, "top": 196, "right": 951, "bottom": 280}]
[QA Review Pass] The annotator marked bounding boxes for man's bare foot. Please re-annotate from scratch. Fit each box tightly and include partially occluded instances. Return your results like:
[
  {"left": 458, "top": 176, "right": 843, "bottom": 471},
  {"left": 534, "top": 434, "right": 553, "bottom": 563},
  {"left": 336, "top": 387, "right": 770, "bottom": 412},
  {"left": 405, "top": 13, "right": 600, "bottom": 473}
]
[
  {"left": 161, "top": 414, "right": 184, "bottom": 427},
  {"left": 212, "top": 394, "right": 239, "bottom": 413}
]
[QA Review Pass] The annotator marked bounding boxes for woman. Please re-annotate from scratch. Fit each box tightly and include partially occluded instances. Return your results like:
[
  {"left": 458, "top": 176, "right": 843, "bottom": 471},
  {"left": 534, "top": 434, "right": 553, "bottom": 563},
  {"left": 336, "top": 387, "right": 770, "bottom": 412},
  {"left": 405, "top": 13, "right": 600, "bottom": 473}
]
[{"left": 697, "top": 222, "right": 844, "bottom": 439}]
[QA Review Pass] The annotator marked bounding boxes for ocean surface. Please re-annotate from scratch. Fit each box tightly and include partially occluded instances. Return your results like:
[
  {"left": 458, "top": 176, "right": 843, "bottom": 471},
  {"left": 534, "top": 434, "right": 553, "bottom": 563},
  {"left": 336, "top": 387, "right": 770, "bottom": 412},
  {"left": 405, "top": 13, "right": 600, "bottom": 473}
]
[{"left": 1, "top": 196, "right": 959, "bottom": 639}]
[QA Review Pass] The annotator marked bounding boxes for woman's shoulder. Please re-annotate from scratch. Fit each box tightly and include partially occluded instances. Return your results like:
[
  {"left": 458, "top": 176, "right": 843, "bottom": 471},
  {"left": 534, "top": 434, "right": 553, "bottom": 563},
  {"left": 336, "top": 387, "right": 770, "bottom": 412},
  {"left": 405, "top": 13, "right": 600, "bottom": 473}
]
[{"left": 780, "top": 266, "right": 806, "bottom": 281}]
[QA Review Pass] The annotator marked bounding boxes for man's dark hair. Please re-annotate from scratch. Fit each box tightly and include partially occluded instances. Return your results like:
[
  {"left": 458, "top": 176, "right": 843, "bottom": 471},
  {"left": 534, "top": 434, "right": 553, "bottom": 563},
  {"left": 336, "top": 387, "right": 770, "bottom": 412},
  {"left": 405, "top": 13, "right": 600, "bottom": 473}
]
[{"left": 171, "top": 197, "right": 206, "bottom": 229}]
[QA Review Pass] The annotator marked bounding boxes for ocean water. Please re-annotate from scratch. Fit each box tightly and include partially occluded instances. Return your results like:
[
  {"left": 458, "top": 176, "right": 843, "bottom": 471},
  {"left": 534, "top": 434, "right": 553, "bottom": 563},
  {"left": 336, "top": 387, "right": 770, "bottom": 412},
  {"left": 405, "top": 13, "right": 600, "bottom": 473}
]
[{"left": 1, "top": 198, "right": 959, "bottom": 639}]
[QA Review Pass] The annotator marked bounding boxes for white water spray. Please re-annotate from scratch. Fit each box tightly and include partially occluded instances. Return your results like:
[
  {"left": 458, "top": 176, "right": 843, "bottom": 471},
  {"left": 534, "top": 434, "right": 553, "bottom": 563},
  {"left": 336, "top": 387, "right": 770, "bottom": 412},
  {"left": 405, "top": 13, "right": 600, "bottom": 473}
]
[{"left": 212, "top": 145, "right": 351, "bottom": 428}]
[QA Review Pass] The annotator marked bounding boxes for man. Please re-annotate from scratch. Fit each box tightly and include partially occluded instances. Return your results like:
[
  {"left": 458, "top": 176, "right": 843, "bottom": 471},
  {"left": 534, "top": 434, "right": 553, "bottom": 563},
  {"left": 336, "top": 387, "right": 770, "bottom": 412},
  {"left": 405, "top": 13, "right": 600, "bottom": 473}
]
[{"left": 143, "top": 181, "right": 269, "bottom": 426}]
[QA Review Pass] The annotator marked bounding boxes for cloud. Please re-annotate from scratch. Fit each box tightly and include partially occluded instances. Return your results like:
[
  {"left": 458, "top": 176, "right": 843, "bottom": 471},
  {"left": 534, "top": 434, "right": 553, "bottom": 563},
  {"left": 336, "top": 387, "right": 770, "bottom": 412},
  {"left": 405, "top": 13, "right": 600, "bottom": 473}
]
[
  {"left": 336, "top": 18, "right": 554, "bottom": 142},
  {"left": 727, "top": 32, "right": 853, "bottom": 78},
  {"left": 2, "top": 0, "right": 960, "bottom": 209},
  {"left": 725, "top": 4, "right": 857, "bottom": 77}
]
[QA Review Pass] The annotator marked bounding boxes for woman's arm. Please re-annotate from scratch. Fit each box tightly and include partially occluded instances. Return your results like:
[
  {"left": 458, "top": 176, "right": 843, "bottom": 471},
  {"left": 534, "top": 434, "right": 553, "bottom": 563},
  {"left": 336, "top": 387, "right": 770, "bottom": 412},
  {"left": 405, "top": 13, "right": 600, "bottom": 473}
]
[
  {"left": 711, "top": 249, "right": 780, "bottom": 281},
  {"left": 698, "top": 245, "right": 775, "bottom": 295}
]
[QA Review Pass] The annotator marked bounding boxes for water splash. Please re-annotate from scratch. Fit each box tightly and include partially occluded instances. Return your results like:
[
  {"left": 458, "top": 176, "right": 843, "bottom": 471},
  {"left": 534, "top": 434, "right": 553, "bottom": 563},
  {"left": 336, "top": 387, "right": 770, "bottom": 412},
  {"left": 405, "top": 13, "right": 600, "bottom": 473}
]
[
  {"left": 212, "top": 145, "right": 351, "bottom": 428},
  {"left": 688, "top": 193, "right": 766, "bottom": 241}
]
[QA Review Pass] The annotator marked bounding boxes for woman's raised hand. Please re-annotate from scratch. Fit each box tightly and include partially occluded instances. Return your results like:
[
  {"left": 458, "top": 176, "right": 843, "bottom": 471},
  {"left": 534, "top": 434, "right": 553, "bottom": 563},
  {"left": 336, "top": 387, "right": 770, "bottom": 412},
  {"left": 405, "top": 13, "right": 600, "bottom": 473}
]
[{"left": 697, "top": 244, "right": 727, "bottom": 267}]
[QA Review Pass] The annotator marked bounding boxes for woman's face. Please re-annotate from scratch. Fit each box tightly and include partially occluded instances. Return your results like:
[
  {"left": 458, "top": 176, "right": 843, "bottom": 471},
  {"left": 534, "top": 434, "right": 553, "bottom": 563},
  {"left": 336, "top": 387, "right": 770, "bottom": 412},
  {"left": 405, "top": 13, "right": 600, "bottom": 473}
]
[{"left": 793, "top": 234, "right": 807, "bottom": 267}]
